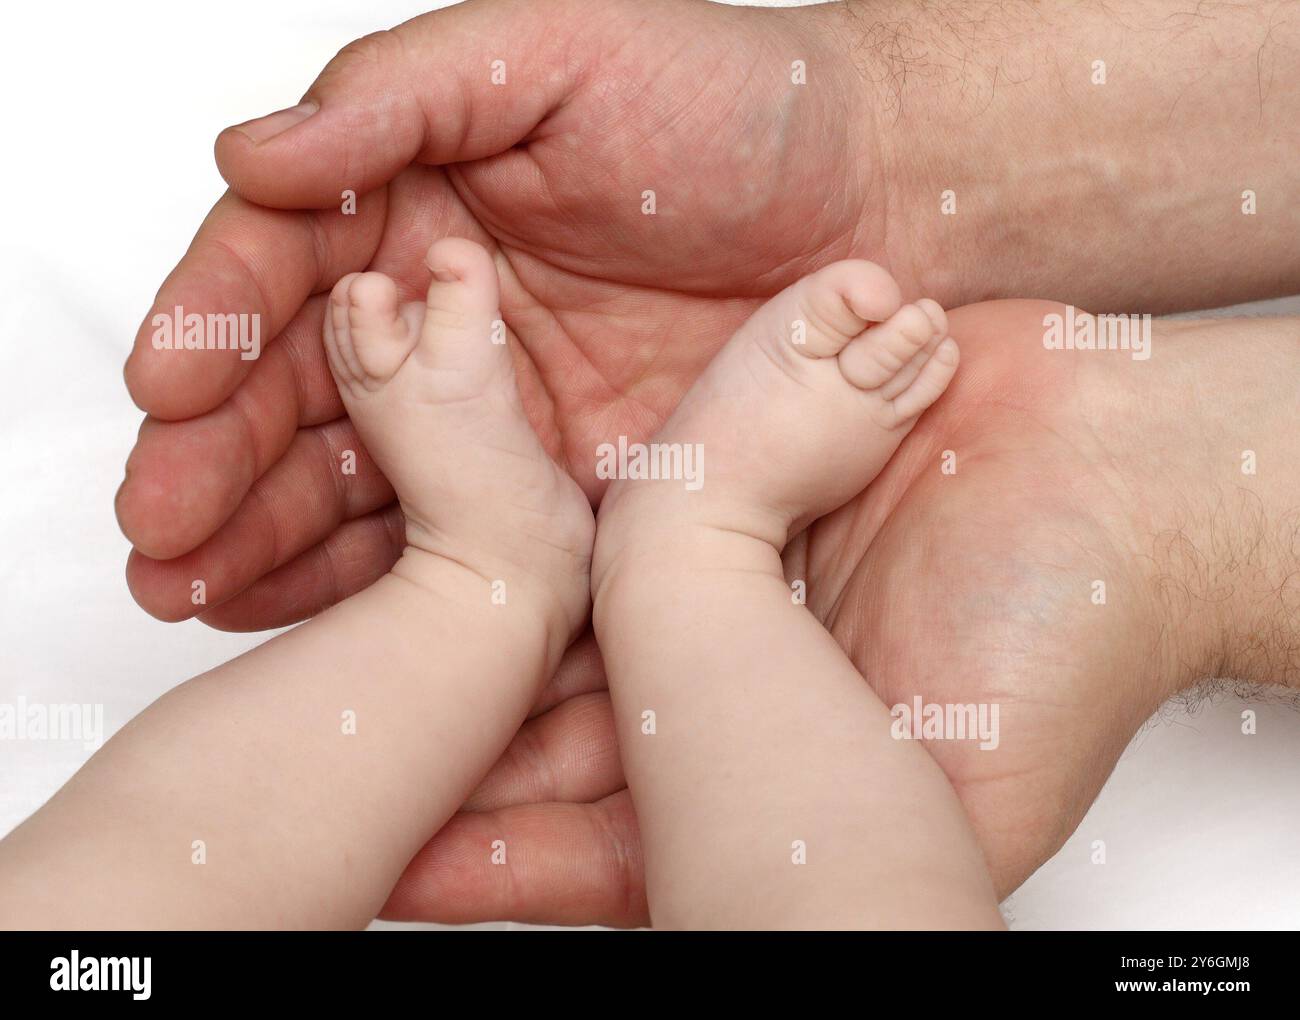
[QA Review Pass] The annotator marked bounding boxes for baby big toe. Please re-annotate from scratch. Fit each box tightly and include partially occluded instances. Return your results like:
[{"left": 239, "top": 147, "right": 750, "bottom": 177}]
[
  {"left": 789, "top": 260, "right": 903, "bottom": 358},
  {"left": 416, "top": 238, "right": 508, "bottom": 383}
]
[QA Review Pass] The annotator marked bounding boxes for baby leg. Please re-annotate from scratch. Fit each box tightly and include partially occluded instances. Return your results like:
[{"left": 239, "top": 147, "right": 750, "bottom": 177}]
[{"left": 593, "top": 260, "right": 999, "bottom": 928}]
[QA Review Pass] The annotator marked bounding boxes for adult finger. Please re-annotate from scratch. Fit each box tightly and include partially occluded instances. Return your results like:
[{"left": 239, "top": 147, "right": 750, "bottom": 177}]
[
  {"left": 123, "top": 189, "right": 385, "bottom": 420},
  {"left": 528, "top": 629, "right": 608, "bottom": 718},
  {"left": 464, "top": 692, "right": 623, "bottom": 812},
  {"left": 116, "top": 294, "right": 344, "bottom": 560},
  {"left": 190, "top": 504, "right": 406, "bottom": 632},
  {"left": 125, "top": 419, "right": 394, "bottom": 622},
  {"left": 380, "top": 790, "right": 647, "bottom": 928}
]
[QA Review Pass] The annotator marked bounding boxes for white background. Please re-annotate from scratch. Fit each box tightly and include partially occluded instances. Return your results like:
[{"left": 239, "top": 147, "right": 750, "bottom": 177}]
[{"left": 1, "top": 0, "right": 1296, "bottom": 930}]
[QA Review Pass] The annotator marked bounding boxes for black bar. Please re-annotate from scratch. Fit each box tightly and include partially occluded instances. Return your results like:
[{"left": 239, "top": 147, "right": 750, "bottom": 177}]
[{"left": 0, "top": 931, "right": 1281, "bottom": 1007}]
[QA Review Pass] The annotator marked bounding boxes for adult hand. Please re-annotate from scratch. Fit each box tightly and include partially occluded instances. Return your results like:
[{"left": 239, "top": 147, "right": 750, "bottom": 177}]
[
  {"left": 118, "top": 0, "right": 1298, "bottom": 627},
  {"left": 119, "top": 0, "right": 876, "bottom": 623}
]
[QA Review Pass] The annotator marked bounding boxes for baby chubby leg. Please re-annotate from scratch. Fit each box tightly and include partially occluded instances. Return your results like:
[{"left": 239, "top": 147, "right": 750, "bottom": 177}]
[{"left": 592, "top": 260, "right": 999, "bottom": 929}]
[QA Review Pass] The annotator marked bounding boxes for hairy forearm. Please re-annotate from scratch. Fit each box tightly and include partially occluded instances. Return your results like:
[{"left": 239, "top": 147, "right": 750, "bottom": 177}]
[
  {"left": 1101, "top": 315, "right": 1300, "bottom": 691},
  {"left": 0, "top": 551, "right": 559, "bottom": 929},
  {"left": 829, "top": 0, "right": 1300, "bottom": 312}
]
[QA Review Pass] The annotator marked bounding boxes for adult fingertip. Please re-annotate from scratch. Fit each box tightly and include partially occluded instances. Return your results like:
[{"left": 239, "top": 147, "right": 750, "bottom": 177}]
[
  {"left": 116, "top": 418, "right": 252, "bottom": 560},
  {"left": 226, "top": 100, "right": 319, "bottom": 145},
  {"left": 123, "top": 548, "right": 198, "bottom": 623},
  {"left": 116, "top": 472, "right": 194, "bottom": 563},
  {"left": 124, "top": 340, "right": 248, "bottom": 422},
  {"left": 213, "top": 103, "right": 361, "bottom": 210}
]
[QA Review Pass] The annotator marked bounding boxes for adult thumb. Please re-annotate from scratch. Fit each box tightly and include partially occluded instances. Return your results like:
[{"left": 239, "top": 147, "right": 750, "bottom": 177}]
[{"left": 214, "top": 0, "right": 596, "bottom": 208}]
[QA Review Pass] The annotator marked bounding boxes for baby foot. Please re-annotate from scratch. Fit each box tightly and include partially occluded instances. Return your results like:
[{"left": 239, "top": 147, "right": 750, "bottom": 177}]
[
  {"left": 597, "top": 259, "right": 957, "bottom": 556},
  {"left": 323, "top": 237, "right": 593, "bottom": 634}
]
